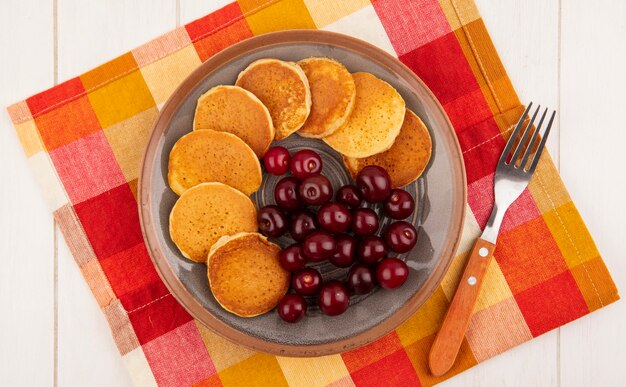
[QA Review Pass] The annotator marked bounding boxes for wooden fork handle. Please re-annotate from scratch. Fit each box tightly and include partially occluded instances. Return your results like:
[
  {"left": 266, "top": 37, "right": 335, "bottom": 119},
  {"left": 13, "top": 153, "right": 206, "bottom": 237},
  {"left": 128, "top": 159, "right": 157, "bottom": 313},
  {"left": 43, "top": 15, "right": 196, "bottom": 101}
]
[{"left": 429, "top": 238, "right": 496, "bottom": 376}]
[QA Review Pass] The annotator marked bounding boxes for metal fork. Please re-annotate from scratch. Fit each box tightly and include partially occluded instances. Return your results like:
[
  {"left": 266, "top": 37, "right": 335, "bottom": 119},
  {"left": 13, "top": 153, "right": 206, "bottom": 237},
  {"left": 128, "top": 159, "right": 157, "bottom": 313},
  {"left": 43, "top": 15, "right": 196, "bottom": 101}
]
[{"left": 429, "top": 103, "right": 556, "bottom": 376}]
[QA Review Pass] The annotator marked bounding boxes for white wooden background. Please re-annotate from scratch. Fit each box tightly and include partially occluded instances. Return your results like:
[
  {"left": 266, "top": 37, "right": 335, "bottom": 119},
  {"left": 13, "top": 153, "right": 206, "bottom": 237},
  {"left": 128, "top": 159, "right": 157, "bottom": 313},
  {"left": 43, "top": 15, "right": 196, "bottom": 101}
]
[{"left": 0, "top": 1, "right": 624, "bottom": 386}]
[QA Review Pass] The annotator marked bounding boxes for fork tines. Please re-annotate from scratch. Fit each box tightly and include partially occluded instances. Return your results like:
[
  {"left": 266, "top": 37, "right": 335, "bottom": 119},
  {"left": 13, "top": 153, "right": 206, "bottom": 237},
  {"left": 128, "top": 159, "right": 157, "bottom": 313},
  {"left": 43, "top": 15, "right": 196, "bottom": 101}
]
[{"left": 499, "top": 102, "right": 556, "bottom": 173}]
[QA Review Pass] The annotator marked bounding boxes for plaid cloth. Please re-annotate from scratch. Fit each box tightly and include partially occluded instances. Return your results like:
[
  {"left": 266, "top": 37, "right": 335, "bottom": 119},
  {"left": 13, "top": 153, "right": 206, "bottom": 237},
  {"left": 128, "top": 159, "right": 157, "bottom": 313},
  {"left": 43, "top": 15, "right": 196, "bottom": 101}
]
[{"left": 6, "top": 0, "right": 619, "bottom": 386}]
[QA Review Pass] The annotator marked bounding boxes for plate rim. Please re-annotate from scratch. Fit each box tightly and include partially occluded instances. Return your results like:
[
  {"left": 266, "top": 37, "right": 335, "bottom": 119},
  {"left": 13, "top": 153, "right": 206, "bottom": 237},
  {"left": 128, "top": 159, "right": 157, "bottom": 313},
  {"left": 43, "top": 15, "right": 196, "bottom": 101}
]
[{"left": 138, "top": 29, "right": 467, "bottom": 357}]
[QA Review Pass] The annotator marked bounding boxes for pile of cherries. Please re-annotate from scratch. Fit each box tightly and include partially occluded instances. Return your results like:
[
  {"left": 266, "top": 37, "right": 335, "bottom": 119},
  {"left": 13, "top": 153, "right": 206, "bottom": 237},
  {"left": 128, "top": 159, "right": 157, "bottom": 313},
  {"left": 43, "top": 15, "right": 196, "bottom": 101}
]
[{"left": 259, "top": 146, "right": 417, "bottom": 323}]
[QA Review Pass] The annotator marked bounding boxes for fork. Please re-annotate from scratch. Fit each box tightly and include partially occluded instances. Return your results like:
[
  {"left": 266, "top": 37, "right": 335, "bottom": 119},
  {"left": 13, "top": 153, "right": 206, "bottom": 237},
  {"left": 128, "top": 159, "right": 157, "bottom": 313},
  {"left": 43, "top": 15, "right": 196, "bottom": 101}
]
[{"left": 429, "top": 103, "right": 556, "bottom": 376}]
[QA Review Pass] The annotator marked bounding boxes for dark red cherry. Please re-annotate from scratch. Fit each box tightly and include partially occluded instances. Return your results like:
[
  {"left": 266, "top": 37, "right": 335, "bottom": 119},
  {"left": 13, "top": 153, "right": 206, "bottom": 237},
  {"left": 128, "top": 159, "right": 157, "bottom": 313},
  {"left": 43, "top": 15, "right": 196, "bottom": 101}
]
[
  {"left": 290, "top": 149, "right": 322, "bottom": 180},
  {"left": 274, "top": 176, "right": 301, "bottom": 211},
  {"left": 278, "top": 294, "right": 307, "bottom": 323},
  {"left": 357, "top": 236, "right": 387, "bottom": 264},
  {"left": 356, "top": 165, "right": 392, "bottom": 203},
  {"left": 384, "top": 221, "right": 417, "bottom": 253},
  {"left": 292, "top": 268, "right": 322, "bottom": 295},
  {"left": 376, "top": 258, "right": 409, "bottom": 289},
  {"left": 351, "top": 208, "right": 379, "bottom": 236},
  {"left": 302, "top": 231, "right": 336, "bottom": 262},
  {"left": 384, "top": 189, "right": 415, "bottom": 219},
  {"left": 257, "top": 205, "right": 288, "bottom": 238},
  {"left": 317, "top": 202, "right": 352, "bottom": 233},
  {"left": 298, "top": 175, "right": 333, "bottom": 205},
  {"left": 263, "top": 146, "right": 290, "bottom": 175},
  {"left": 318, "top": 280, "right": 349, "bottom": 316},
  {"left": 329, "top": 234, "right": 356, "bottom": 268},
  {"left": 347, "top": 264, "right": 376, "bottom": 294},
  {"left": 336, "top": 185, "right": 362, "bottom": 208},
  {"left": 279, "top": 244, "right": 307, "bottom": 272},
  {"left": 290, "top": 210, "right": 318, "bottom": 242}
]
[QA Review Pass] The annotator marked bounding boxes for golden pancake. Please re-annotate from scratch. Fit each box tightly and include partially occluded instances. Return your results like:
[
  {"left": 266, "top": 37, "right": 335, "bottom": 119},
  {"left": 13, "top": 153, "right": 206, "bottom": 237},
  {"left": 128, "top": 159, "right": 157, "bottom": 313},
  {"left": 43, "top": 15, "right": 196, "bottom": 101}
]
[
  {"left": 169, "top": 183, "right": 257, "bottom": 263},
  {"left": 208, "top": 232, "right": 289, "bottom": 317},
  {"left": 193, "top": 85, "right": 274, "bottom": 157},
  {"left": 323, "top": 72, "right": 405, "bottom": 158},
  {"left": 344, "top": 109, "right": 432, "bottom": 188},
  {"left": 297, "top": 57, "right": 356, "bottom": 138},
  {"left": 235, "top": 58, "right": 311, "bottom": 140},
  {"left": 168, "top": 129, "right": 262, "bottom": 196}
]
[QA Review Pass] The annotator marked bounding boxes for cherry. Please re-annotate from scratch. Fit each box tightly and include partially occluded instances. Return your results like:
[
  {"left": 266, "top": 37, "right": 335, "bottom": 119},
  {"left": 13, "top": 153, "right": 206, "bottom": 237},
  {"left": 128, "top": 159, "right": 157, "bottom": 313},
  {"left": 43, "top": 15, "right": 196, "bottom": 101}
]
[
  {"left": 384, "top": 221, "right": 417, "bottom": 253},
  {"left": 336, "top": 185, "right": 362, "bottom": 208},
  {"left": 257, "top": 205, "right": 288, "bottom": 238},
  {"left": 318, "top": 280, "right": 350, "bottom": 316},
  {"left": 347, "top": 264, "right": 376, "bottom": 294},
  {"left": 298, "top": 175, "right": 333, "bottom": 205},
  {"left": 329, "top": 234, "right": 356, "bottom": 268},
  {"left": 278, "top": 294, "right": 307, "bottom": 323},
  {"left": 376, "top": 258, "right": 409, "bottom": 289},
  {"left": 351, "top": 208, "right": 379, "bottom": 236},
  {"left": 356, "top": 165, "right": 392, "bottom": 203},
  {"left": 384, "top": 189, "right": 415, "bottom": 219},
  {"left": 274, "top": 177, "right": 301, "bottom": 211},
  {"left": 279, "top": 244, "right": 307, "bottom": 272},
  {"left": 292, "top": 268, "right": 322, "bottom": 295},
  {"left": 357, "top": 236, "right": 387, "bottom": 264},
  {"left": 290, "top": 149, "right": 322, "bottom": 180},
  {"left": 263, "top": 146, "right": 290, "bottom": 175},
  {"left": 290, "top": 210, "right": 318, "bottom": 242},
  {"left": 302, "top": 231, "right": 336, "bottom": 261},
  {"left": 317, "top": 202, "right": 352, "bottom": 233}
]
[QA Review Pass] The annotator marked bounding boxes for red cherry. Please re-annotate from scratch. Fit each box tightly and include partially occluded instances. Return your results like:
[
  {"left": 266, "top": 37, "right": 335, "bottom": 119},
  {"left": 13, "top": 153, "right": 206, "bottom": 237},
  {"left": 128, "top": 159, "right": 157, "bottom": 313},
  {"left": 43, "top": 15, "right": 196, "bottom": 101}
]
[
  {"left": 290, "top": 149, "right": 322, "bottom": 180},
  {"left": 298, "top": 175, "right": 333, "bottom": 205},
  {"left": 347, "top": 264, "right": 376, "bottom": 294},
  {"left": 257, "top": 205, "right": 288, "bottom": 238},
  {"left": 351, "top": 208, "right": 379, "bottom": 236},
  {"left": 318, "top": 280, "right": 350, "bottom": 316},
  {"left": 376, "top": 258, "right": 409, "bottom": 289},
  {"left": 290, "top": 210, "right": 318, "bottom": 242},
  {"left": 384, "top": 189, "right": 415, "bottom": 219},
  {"left": 274, "top": 177, "right": 301, "bottom": 211},
  {"left": 336, "top": 185, "right": 362, "bottom": 208},
  {"left": 292, "top": 268, "right": 322, "bottom": 295},
  {"left": 263, "top": 146, "right": 290, "bottom": 175},
  {"left": 329, "top": 234, "right": 356, "bottom": 268},
  {"left": 357, "top": 236, "right": 387, "bottom": 264},
  {"left": 279, "top": 244, "right": 307, "bottom": 272},
  {"left": 384, "top": 221, "right": 417, "bottom": 253},
  {"left": 356, "top": 165, "right": 392, "bottom": 203},
  {"left": 317, "top": 202, "right": 352, "bottom": 234},
  {"left": 302, "top": 231, "right": 336, "bottom": 262},
  {"left": 278, "top": 294, "right": 307, "bottom": 323}
]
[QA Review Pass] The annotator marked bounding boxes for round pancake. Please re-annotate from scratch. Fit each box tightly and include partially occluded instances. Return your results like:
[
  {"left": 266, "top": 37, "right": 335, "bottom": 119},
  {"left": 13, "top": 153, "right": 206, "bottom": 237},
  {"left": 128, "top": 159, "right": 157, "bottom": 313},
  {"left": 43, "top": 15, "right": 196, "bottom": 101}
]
[
  {"left": 168, "top": 129, "right": 262, "bottom": 196},
  {"left": 193, "top": 85, "right": 274, "bottom": 157},
  {"left": 208, "top": 232, "right": 289, "bottom": 317},
  {"left": 235, "top": 58, "right": 311, "bottom": 140},
  {"left": 297, "top": 57, "right": 356, "bottom": 138},
  {"left": 323, "top": 72, "right": 405, "bottom": 158},
  {"left": 169, "top": 183, "right": 257, "bottom": 263},
  {"left": 344, "top": 109, "right": 432, "bottom": 188}
]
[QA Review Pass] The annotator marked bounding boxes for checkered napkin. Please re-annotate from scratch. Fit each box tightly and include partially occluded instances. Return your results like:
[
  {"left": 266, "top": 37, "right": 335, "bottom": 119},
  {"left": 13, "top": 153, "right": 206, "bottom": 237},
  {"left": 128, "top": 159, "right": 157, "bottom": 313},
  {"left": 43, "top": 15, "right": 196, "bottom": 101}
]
[{"left": 6, "top": 0, "right": 619, "bottom": 386}]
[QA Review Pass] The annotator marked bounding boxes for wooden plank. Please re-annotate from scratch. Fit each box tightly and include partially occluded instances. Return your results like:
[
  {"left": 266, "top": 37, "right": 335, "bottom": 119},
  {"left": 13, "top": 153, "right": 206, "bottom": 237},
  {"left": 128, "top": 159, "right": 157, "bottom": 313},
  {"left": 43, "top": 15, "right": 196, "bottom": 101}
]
[
  {"left": 0, "top": 1, "right": 55, "bottom": 385},
  {"left": 56, "top": 1, "right": 175, "bottom": 385},
  {"left": 440, "top": 0, "right": 561, "bottom": 385},
  {"left": 559, "top": 1, "right": 626, "bottom": 386}
]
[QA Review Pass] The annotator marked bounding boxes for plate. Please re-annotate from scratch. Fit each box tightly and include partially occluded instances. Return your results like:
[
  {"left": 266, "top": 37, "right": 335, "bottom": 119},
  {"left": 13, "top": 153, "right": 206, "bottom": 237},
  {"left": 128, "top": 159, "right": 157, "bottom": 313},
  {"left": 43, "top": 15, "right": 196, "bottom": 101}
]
[{"left": 138, "top": 30, "right": 466, "bottom": 357}]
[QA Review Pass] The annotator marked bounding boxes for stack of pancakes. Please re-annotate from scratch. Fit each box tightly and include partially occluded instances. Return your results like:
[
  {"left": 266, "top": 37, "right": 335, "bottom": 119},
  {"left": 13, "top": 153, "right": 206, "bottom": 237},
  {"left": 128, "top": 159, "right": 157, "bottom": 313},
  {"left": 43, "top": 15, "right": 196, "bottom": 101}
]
[{"left": 167, "top": 56, "right": 432, "bottom": 318}]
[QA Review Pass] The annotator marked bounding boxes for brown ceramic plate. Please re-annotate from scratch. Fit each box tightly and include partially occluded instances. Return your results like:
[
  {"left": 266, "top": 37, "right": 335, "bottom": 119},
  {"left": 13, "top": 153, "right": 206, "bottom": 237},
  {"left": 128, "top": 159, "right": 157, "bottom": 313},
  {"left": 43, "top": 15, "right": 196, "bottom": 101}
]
[{"left": 139, "top": 30, "right": 466, "bottom": 357}]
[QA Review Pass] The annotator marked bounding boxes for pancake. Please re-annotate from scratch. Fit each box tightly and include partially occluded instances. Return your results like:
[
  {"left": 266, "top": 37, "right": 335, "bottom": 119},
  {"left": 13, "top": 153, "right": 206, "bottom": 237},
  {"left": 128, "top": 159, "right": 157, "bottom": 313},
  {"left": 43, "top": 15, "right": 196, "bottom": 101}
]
[
  {"left": 168, "top": 129, "right": 262, "bottom": 196},
  {"left": 169, "top": 183, "right": 257, "bottom": 263},
  {"left": 297, "top": 57, "right": 356, "bottom": 138},
  {"left": 323, "top": 72, "right": 405, "bottom": 158},
  {"left": 344, "top": 109, "right": 432, "bottom": 188},
  {"left": 193, "top": 85, "right": 274, "bottom": 157},
  {"left": 208, "top": 232, "right": 289, "bottom": 317},
  {"left": 235, "top": 58, "right": 311, "bottom": 140}
]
